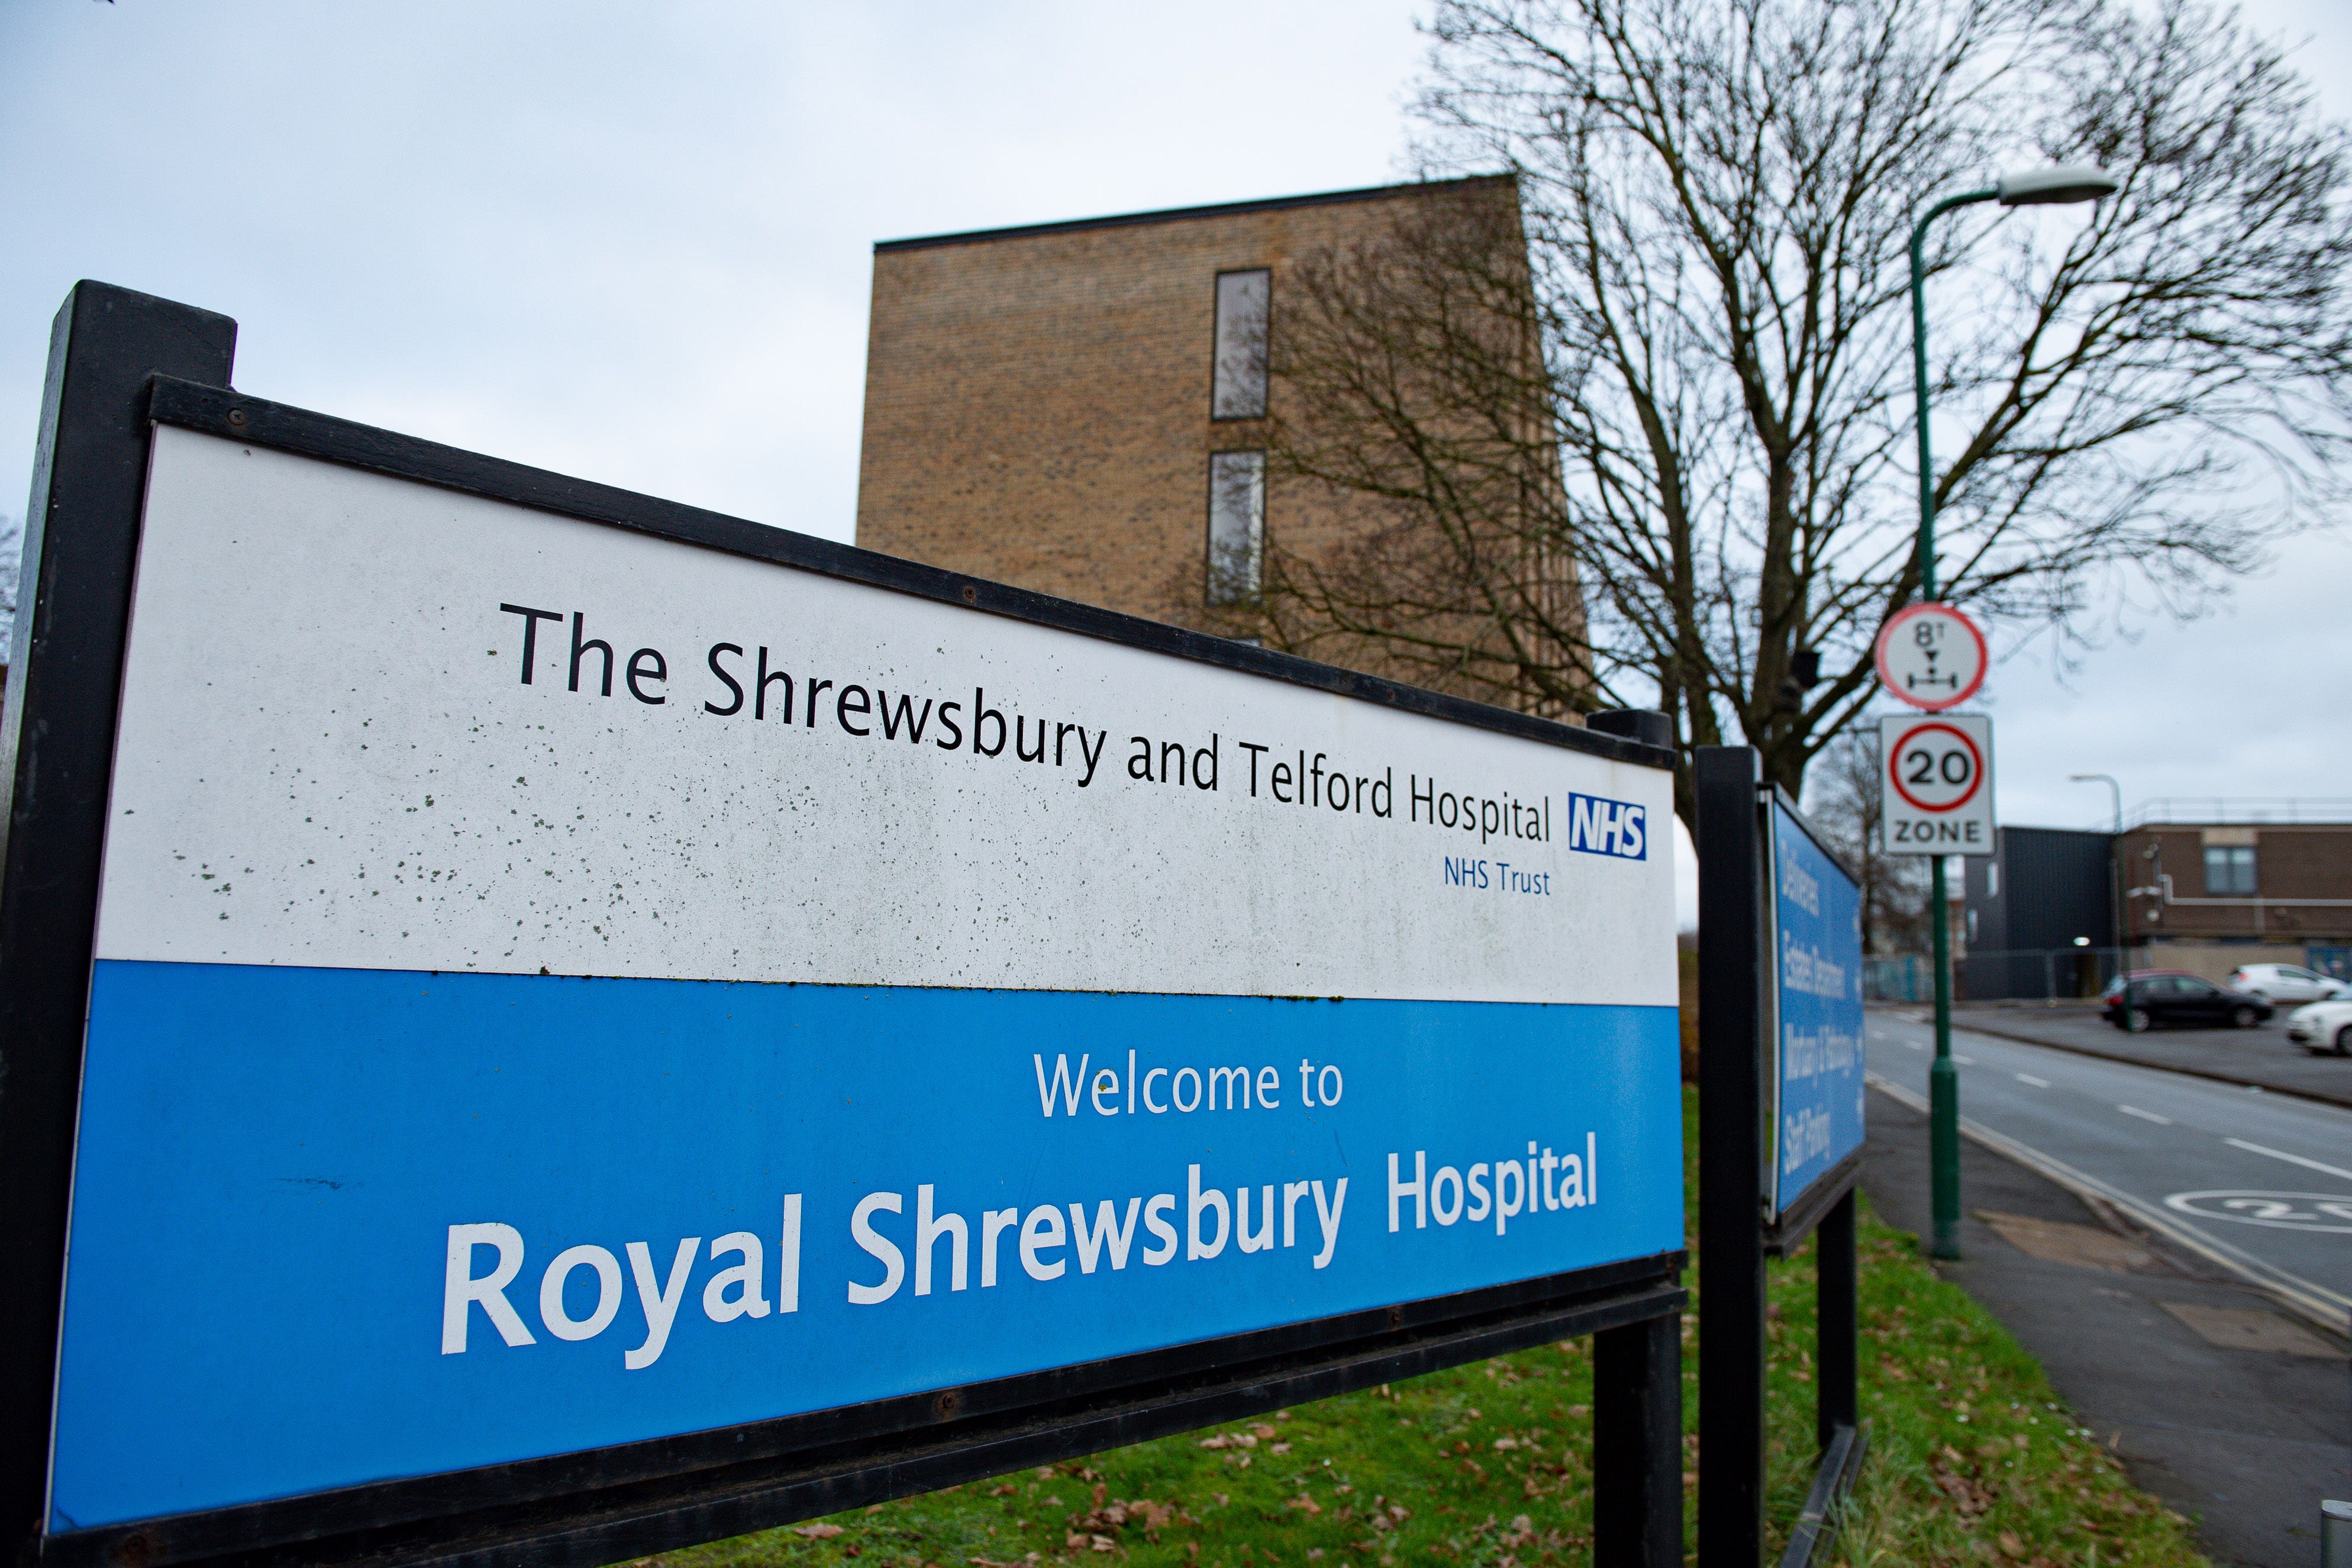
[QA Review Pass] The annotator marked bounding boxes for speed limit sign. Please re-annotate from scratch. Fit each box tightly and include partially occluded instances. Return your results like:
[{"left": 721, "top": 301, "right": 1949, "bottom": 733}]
[
  {"left": 1881, "top": 713, "right": 1996, "bottom": 855},
  {"left": 1875, "top": 602, "right": 1987, "bottom": 711}
]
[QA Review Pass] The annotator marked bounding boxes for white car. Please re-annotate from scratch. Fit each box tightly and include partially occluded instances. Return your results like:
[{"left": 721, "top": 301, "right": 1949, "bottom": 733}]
[
  {"left": 2283, "top": 1000, "right": 2352, "bottom": 1056},
  {"left": 2227, "top": 962, "right": 2350, "bottom": 1006}
]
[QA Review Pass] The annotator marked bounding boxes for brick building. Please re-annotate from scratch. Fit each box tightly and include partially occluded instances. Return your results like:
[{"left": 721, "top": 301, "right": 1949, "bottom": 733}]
[
  {"left": 852, "top": 178, "right": 1578, "bottom": 701},
  {"left": 2118, "top": 807, "right": 2352, "bottom": 980},
  {"left": 1960, "top": 804, "right": 2352, "bottom": 993}
]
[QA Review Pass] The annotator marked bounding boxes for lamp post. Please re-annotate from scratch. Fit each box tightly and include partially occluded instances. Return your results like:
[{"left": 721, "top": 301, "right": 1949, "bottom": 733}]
[{"left": 1910, "top": 164, "right": 2117, "bottom": 1261}]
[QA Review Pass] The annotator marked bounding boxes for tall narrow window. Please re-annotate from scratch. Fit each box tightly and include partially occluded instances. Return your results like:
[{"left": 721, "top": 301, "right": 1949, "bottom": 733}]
[
  {"left": 1206, "top": 450, "right": 1264, "bottom": 605},
  {"left": 1212, "top": 269, "right": 1270, "bottom": 420},
  {"left": 2203, "top": 845, "right": 2256, "bottom": 895}
]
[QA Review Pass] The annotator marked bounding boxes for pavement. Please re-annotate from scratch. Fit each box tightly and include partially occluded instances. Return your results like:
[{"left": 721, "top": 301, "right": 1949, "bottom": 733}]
[
  {"left": 1944, "top": 999, "right": 2352, "bottom": 1109},
  {"left": 1862, "top": 1011, "right": 2352, "bottom": 1568}
]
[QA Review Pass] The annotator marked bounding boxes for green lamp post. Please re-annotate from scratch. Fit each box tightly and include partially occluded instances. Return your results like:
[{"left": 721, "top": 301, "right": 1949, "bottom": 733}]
[{"left": 1909, "top": 163, "right": 2118, "bottom": 1261}]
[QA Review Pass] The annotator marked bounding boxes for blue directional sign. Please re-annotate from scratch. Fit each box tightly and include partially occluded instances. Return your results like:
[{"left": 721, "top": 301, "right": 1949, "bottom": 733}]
[{"left": 1767, "top": 800, "right": 1866, "bottom": 1217}]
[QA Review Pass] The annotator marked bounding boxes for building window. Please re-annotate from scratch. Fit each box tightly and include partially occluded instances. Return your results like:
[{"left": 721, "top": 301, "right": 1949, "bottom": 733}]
[
  {"left": 1206, "top": 450, "right": 1264, "bottom": 605},
  {"left": 2203, "top": 845, "right": 2256, "bottom": 895},
  {"left": 1211, "top": 269, "right": 1270, "bottom": 420}
]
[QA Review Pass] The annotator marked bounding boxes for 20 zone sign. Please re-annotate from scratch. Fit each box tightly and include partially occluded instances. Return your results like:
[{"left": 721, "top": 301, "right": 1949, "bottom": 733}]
[{"left": 1880, "top": 714, "right": 1995, "bottom": 855}]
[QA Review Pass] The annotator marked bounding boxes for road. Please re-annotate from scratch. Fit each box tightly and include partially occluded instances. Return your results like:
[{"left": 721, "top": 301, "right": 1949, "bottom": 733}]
[
  {"left": 1946, "top": 999, "right": 2352, "bottom": 1109},
  {"left": 1864, "top": 1007, "right": 2352, "bottom": 1319}
]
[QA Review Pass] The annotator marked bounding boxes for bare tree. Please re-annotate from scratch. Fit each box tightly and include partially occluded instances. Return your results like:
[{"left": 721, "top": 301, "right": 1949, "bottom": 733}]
[
  {"left": 1237, "top": 0, "right": 2352, "bottom": 826},
  {"left": 1804, "top": 728, "right": 1932, "bottom": 954}
]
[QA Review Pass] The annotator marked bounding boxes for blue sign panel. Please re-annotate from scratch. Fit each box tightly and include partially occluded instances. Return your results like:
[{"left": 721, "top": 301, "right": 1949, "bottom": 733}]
[
  {"left": 53, "top": 963, "right": 1680, "bottom": 1528},
  {"left": 1767, "top": 802, "right": 1866, "bottom": 1217}
]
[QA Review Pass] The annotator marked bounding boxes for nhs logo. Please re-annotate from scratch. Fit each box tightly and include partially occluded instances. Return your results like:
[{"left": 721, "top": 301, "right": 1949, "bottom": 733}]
[{"left": 1566, "top": 793, "right": 1647, "bottom": 860}]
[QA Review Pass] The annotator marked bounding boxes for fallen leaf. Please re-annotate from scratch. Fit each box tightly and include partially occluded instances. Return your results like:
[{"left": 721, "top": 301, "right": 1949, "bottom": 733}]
[{"left": 793, "top": 1523, "right": 843, "bottom": 1540}]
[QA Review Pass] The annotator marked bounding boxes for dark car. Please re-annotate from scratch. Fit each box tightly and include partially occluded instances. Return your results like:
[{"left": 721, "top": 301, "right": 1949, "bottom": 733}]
[{"left": 2100, "top": 970, "right": 2272, "bottom": 1033}]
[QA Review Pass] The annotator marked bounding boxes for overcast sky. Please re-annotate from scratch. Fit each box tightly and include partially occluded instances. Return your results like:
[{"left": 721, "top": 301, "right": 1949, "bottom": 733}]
[{"left": 5, "top": 1, "right": 2347, "bottom": 918}]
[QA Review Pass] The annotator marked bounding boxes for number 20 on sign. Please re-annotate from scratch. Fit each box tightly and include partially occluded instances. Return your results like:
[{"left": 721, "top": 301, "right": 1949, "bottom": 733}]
[{"left": 1880, "top": 712, "right": 1996, "bottom": 856}]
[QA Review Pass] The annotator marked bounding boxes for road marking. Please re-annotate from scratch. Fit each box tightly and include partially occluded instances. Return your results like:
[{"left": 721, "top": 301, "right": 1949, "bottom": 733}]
[
  {"left": 2225, "top": 1138, "right": 2352, "bottom": 1183},
  {"left": 2117, "top": 1105, "right": 2173, "bottom": 1125},
  {"left": 1902, "top": 1040, "right": 1924, "bottom": 1051},
  {"left": 1953, "top": 1054, "right": 1976, "bottom": 1066},
  {"left": 1870, "top": 1030, "right": 1889, "bottom": 1041},
  {"left": 2165, "top": 1190, "right": 2352, "bottom": 1235},
  {"left": 2015, "top": 1073, "right": 2050, "bottom": 1088}
]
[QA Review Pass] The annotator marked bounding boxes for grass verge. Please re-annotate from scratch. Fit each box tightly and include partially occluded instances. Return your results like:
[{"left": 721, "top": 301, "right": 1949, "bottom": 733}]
[{"left": 659, "top": 1089, "right": 2206, "bottom": 1567}]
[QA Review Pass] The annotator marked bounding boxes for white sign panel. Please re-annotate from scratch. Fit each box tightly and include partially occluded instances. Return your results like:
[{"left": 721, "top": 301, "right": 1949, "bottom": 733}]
[
  {"left": 98, "top": 427, "right": 1675, "bottom": 1006},
  {"left": 1880, "top": 712, "right": 1995, "bottom": 856},
  {"left": 1874, "top": 602, "right": 1987, "bottom": 712}
]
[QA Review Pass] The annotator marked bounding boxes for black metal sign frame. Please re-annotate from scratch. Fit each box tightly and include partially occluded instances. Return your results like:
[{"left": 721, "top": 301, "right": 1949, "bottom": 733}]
[
  {"left": 1696, "top": 748, "right": 1866, "bottom": 1568},
  {"left": 0, "top": 283, "right": 1688, "bottom": 1568}
]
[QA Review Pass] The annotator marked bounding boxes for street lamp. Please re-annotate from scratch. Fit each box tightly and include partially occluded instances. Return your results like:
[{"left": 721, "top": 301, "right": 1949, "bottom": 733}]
[{"left": 1910, "top": 163, "right": 2118, "bottom": 1261}]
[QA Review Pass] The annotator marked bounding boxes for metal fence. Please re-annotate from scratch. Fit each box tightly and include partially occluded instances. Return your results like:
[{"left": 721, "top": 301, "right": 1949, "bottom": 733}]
[{"left": 1864, "top": 947, "right": 2130, "bottom": 1004}]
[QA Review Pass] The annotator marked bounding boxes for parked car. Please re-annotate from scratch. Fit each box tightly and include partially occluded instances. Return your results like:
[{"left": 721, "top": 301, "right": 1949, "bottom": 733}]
[
  {"left": 2099, "top": 970, "right": 2273, "bottom": 1032},
  {"left": 2225, "top": 962, "right": 2350, "bottom": 1005},
  {"left": 2285, "top": 999, "right": 2352, "bottom": 1055}
]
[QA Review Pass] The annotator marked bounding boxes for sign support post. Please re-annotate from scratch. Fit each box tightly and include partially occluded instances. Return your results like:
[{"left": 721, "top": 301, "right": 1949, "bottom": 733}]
[
  {"left": 0, "top": 283, "right": 238, "bottom": 1544},
  {"left": 1696, "top": 746, "right": 1769, "bottom": 1565},
  {"left": 1697, "top": 747, "right": 1869, "bottom": 1567}
]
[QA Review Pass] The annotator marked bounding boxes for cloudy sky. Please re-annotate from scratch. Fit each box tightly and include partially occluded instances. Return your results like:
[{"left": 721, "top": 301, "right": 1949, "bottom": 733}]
[{"left": 4, "top": 0, "right": 2347, "bottom": 912}]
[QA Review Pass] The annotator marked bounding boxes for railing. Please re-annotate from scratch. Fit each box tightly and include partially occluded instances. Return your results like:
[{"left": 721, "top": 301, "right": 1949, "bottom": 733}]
[
  {"left": 1865, "top": 947, "right": 2131, "bottom": 1004},
  {"left": 2121, "top": 798, "right": 2352, "bottom": 831}
]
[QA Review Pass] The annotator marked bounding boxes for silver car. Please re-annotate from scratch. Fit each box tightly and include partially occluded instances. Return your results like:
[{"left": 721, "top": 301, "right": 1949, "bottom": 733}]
[{"left": 2226, "top": 962, "right": 2350, "bottom": 1005}]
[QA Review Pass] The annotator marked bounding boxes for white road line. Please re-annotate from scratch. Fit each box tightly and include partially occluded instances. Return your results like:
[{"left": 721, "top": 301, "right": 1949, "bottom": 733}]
[
  {"left": 1953, "top": 1054, "right": 1976, "bottom": 1066},
  {"left": 2117, "top": 1105, "right": 2173, "bottom": 1125},
  {"left": 1902, "top": 1040, "right": 1924, "bottom": 1051},
  {"left": 2015, "top": 1073, "right": 2050, "bottom": 1088},
  {"left": 2225, "top": 1137, "right": 2352, "bottom": 1183},
  {"left": 1870, "top": 1030, "right": 1890, "bottom": 1041}
]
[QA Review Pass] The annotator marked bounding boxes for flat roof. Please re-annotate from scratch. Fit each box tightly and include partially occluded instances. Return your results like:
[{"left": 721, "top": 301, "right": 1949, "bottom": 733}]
[{"left": 873, "top": 175, "right": 1514, "bottom": 254}]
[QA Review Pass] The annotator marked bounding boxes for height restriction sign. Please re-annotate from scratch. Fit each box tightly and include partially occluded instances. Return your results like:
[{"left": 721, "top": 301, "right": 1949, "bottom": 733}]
[
  {"left": 1874, "top": 602, "right": 1986, "bottom": 711},
  {"left": 1880, "top": 713, "right": 1996, "bottom": 856}
]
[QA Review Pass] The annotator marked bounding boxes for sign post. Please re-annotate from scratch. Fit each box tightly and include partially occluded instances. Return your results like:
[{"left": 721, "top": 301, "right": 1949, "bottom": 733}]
[
  {"left": 1696, "top": 750, "right": 1869, "bottom": 1568},
  {"left": 0, "top": 284, "right": 1689, "bottom": 1568},
  {"left": 1873, "top": 598, "right": 1992, "bottom": 1262}
]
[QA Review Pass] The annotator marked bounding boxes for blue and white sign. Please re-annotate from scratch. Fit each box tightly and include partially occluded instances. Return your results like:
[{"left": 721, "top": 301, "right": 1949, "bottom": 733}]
[
  {"left": 49, "top": 428, "right": 1682, "bottom": 1531},
  {"left": 1766, "top": 801, "right": 1866, "bottom": 1217}
]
